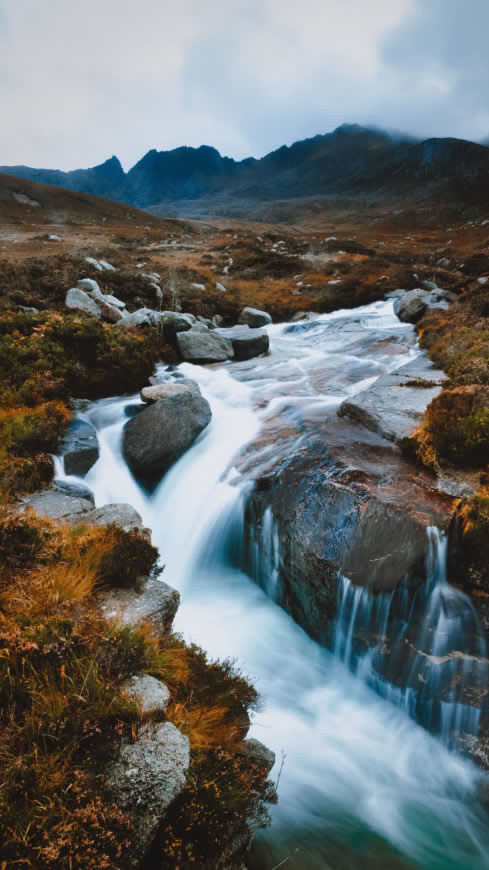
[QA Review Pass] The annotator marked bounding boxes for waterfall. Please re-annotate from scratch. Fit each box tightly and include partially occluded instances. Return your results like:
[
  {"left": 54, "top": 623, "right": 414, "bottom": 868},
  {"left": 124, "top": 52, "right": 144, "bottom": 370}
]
[
  {"left": 334, "top": 526, "right": 489, "bottom": 747},
  {"left": 54, "top": 298, "right": 489, "bottom": 869}
]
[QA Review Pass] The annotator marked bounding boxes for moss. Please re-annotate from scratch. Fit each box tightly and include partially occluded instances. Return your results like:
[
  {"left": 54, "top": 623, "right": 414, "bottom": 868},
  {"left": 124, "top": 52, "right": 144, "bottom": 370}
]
[{"left": 424, "top": 387, "right": 489, "bottom": 467}]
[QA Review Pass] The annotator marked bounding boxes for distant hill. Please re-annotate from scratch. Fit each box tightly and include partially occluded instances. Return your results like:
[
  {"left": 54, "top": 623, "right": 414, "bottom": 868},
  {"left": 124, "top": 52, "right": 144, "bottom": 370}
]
[
  {"left": 0, "top": 171, "right": 177, "bottom": 227},
  {"left": 3, "top": 124, "right": 489, "bottom": 218}
]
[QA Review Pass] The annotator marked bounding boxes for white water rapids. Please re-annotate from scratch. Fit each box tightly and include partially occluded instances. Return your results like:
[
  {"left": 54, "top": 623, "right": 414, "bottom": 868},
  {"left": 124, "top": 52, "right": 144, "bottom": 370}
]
[{"left": 56, "top": 301, "right": 489, "bottom": 869}]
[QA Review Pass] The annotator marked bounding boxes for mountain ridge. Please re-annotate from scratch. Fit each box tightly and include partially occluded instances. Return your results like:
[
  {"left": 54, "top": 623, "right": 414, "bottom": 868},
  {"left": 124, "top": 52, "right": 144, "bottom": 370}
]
[{"left": 2, "top": 124, "right": 489, "bottom": 217}]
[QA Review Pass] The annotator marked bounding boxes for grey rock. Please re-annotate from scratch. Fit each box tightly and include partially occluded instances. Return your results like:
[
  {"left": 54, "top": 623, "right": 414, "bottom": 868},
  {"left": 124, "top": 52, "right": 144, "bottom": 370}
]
[
  {"left": 242, "top": 739, "right": 275, "bottom": 775},
  {"left": 393, "top": 290, "right": 428, "bottom": 323},
  {"left": 338, "top": 356, "right": 446, "bottom": 445},
  {"left": 197, "top": 315, "right": 212, "bottom": 328},
  {"left": 99, "top": 575, "right": 180, "bottom": 634},
  {"left": 77, "top": 277, "right": 100, "bottom": 293},
  {"left": 239, "top": 306, "right": 272, "bottom": 328},
  {"left": 73, "top": 503, "right": 144, "bottom": 533},
  {"left": 159, "top": 310, "right": 195, "bottom": 339},
  {"left": 84, "top": 256, "right": 103, "bottom": 271},
  {"left": 98, "top": 297, "right": 124, "bottom": 323},
  {"left": 103, "top": 293, "right": 126, "bottom": 310},
  {"left": 21, "top": 490, "right": 92, "bottom": 520},
  {"left": 115, "top": 308, "right": 161, "bottom": 329},
  {"left": 53, "top": 479, "right": 95, "bottom": 503},
  {"left": 105, "top": 722, "right": 189, "bottom": 868},
  {"left": 140, "top": 382, "right": 200, "bottom": 404},
  {"left": 65, "top": 287, "right": 101, "bottom": 318},
  {"left": 59, "top": 419, "right": 99, "bottom": 476},
  {"left": 177, "top": 325, "right": 234, "bottom": 363},
  {"left": 212, "top": 314, "right": 224, "bottom": 328},
  {"left": 123, "top": 391, "right": 212, "bottom": 480},
  {"left": 217, "top": 325, "right": 269, "bottom": 361},
  {"left": 122, "top": 674, "right": 170, "bottom": 716},
  {"left": 99, "top": 259, "right": 117, "bottom": 272},
  {"left": 19, "top": 305, "right": 39, "bottom": 314},
  {"left": 290, "top": 311, "right": 313, "bottom": 322}
]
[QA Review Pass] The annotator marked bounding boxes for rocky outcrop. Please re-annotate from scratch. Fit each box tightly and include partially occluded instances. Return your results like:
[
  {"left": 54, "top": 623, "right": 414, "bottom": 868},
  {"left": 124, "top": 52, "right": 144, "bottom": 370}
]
[
  {"left": 159, "top": 310, "right": 195, "bottom": 339},
  {"left": 21, "top": 489, "right": 93, "bottom": 520},
  {"left": 243, "top": 415, "right": 457, "bottom": 642},
  {"left": 123, "top": 391, "right": 212, "bottom": 482},
  {"left": 338, "top": 356, "right": 446, "bottom": 446},
  {"left": 59, "top": 418, "right": 99, "bottom": 475},
  {"left": 73, "top": 502, "right": 144, "bottom": 532},
  {"left": 115, "top": 308, "right": 161, "bottom": 329},
  {"left": 176, "top": 324, "right": 234, "bottom": 363},
  {"left": 105, "top": 722, "right": 190, "bottom": 868},
  {"left": 65, "top": 287, "right": 101, "bottom": 318},
  {"left": 99, "top": 574, "right": 180, "bottom": 638},
  {"left": 216, "top": 325, "right": 270, "bottom": 361},
  {"left": 242, "top": 738, "right": 275, "bottom": 775},
  {"left": 238, "top": 307, "right": 272, "bottom": 328}
]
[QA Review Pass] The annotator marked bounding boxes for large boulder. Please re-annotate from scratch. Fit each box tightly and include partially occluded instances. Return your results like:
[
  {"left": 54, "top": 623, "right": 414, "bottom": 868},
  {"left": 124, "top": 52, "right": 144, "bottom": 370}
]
[
  {"left": 176, "top": 325, "right": 234, "bottom": 363},
  {"left": 239, "top": 307, "right": 272, "bottom": 328},
  {"left": 216, "top": 325, "right": 269, "bottom": 361},
  {"left": 105, "top": 722, "right": 190, "bottom": 868},
  {"left": 338, "top": 356, "right": 446, "bottom": 446},
  {"left": 65, "top": 287, "right": 101, "bottom": 319},
  {"left": 393, "top": 290, "right": 428, "bottom": 323},
  {"left": 77, "top": 278, "right": 100, "bottom": 293},
  {"left": 123, "top": 391, "right": 212, "bottom": 481},
  {"left": 159, "top": 311, "right": 195, "bottom": 340},
  {"left": 59, "top": 419, "right": 99, "bottom": 476}
]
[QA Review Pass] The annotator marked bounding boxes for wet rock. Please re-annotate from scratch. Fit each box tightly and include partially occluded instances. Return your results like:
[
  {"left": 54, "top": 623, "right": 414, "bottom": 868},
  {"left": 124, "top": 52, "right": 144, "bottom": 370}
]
[
  {"left": 65, "top": 287, "right": 101, "bottom": 318},
  {"left": 239, "top": 306, "right": 272, "bottom": 328},
  {"left": 242, "top": 738, "right": 275, "bottom": 775},
  {"left": 177, "top": 324, "right": 234, "bottom": 363},
  {"left": 290, "top": 311, "right": 313, "bottom": 322},
  {"left": 99, "top": 575, "right": 180, "bottom": 634},
  {"left": 72, "top": 503, "right": 144, "bottom": 532},
  {"left": 59, "top": 418, "right": 99, "bottom": 475},
  {"left": 244, "top": 415, "right": 457, "bottom": 642},
  {"left": 21, "top": 489, "right": 93, "bottom": 520},
  {"left": 140, "top": 381, "right": 200, "bottom": 404},
  {"left": 338, "top": 356, "right": 446, "bottom": 446},
  {"left": 123, "top": 390, "right": 212, "bottom": 481},
  {"left": 122, "top": 673, "right": 170, "bottom": 716},
  {"left": 212, "top": 314, "right": 224, "bottom": 327},
  {"left": 393, "top": 290, "right": 428, "bottom": 323},
  {"left": 105, "top": 721, "right": 189, "bottom": 868},
  {"left": 197, "top": 315, "right": 213, "bottom": 328},
  {"left": 53, "top": 479, "right": 95, "bottom": 503},
  {"left": 216, "top": 325, "right": 270, "bottom": 361}
]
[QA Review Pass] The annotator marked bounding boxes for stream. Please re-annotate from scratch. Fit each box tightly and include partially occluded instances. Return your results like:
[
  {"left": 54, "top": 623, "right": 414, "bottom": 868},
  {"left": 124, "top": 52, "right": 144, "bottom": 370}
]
[{"left": 57, "top": 300, "right": 489, "bottom": 869}]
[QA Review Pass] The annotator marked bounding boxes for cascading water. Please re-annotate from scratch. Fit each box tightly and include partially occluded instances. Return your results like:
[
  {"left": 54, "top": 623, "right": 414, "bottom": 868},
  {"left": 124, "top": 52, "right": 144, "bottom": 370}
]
[
  {"left": 55, "top": 300, "right": 489, "bottom": 869},
  {"left": 334, "top": 527, "right": 489, "bottom": 748}
]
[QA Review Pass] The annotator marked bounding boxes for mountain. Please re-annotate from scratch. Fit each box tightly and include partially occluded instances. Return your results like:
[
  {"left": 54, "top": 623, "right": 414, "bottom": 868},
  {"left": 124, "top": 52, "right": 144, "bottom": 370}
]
[
  {"left": 0, "top": 156, "right": 125, "bottom": 200},
  {"left": 2, "top": 125, "right": 489, "bottom": 218}
]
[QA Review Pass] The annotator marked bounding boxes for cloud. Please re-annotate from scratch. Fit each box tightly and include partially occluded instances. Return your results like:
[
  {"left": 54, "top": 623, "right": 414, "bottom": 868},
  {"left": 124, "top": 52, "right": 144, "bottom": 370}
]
[{"left": 0, "top": 0, "right": 487, "bottom": 171}]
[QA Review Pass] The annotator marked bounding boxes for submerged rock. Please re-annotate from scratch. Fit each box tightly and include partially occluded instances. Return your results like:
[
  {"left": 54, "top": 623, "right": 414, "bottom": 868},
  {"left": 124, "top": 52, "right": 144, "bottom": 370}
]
[
  {"left": 239, "top": 306, "right": 272, "bottom": 328},
  {"left": 105, "top": 721, "right": 189, "bottom": 868},
  {"left": 59, "top": 418, "right": 99, "bottom": 476},
  {"left": 216, "top": 325, "right": 269, "bottom": 361},
  {"left": 123, "top": 391, "right": 212, "bottom": 481}
]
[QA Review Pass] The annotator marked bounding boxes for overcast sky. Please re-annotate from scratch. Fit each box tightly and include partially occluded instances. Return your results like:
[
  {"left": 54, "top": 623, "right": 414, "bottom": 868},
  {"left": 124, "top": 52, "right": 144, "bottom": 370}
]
[{"left": 1, "top": 0, "right": 488, "bottom": 171}]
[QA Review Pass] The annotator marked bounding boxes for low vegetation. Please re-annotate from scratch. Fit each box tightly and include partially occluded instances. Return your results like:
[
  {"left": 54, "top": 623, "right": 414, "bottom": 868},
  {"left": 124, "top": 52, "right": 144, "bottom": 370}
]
[{"left": 0, "top": 511, "right": 275, "bottom": 869}]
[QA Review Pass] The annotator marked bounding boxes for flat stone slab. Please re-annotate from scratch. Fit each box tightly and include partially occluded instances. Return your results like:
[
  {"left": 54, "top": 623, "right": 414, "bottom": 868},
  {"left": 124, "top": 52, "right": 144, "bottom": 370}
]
[
  {"left": 338, "top": 356, "right": 447, "bottom": 445},
  {"left": 71, "top": 503, "right": 144, "bottom": 532},
  {"left": 22, "top": 490, "right": 93, "bottom": 519}
]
